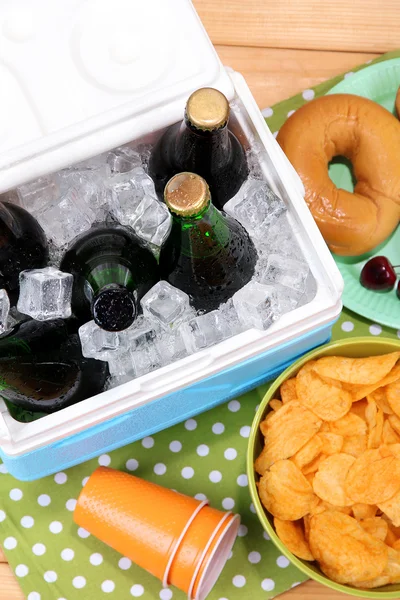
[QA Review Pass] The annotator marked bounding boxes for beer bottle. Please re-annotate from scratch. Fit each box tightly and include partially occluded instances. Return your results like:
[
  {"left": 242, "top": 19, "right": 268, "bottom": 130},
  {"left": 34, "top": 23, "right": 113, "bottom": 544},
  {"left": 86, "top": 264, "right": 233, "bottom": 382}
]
[
  {"left": 0, "top": 202, "right": 48, "bottom": 304},
  {"left": 0, "top": 319, "right": 108, "bottom": 417},
  {"left": 60, "top": 223, "right": 159, "bottom": 331},
  {"left": 149, "top": 88, "right": 248, "bottom": 209},
  {"left": 159, "top": 173, "right": 257, "bottom": 312}
]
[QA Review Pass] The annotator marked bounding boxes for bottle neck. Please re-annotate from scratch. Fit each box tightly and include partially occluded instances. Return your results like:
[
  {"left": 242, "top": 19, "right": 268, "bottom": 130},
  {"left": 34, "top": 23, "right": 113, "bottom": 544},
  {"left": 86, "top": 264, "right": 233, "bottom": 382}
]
[
  {"left": 86, "top": 260, "right": 136, "bottom": 297},
  {"left": 175, "top": 119, "right": 232, "bottom": 167}
]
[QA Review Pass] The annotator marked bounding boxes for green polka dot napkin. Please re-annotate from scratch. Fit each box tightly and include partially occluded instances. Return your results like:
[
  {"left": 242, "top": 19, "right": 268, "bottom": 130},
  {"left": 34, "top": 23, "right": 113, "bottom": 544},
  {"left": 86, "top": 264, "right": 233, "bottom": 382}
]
[{"left": 1, "top": 49, "right": 400, "bottom": 600}]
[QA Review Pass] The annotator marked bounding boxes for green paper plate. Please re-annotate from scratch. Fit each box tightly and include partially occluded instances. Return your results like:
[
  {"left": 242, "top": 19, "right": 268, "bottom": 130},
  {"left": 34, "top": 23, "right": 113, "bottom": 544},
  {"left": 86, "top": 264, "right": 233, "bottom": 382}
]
[{"left": 325, "top": 59, "right": 400, "bottom": 330}]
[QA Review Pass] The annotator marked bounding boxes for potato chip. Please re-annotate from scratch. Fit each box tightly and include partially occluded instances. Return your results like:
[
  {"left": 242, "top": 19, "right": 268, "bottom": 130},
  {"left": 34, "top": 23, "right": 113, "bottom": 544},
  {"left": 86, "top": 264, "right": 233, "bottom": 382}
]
[
  {"left": 366, "top": 399, "right": 384, "bottom": 449},
  {"left": 356, "top": 547, "right": 400, "bottom": 585},
  {"left": 329, "top": 413, "right": 367, "bottom": 437},
  {"left": 316, "top": 432, "right": 343, "bottom": 455},
  {"left": 274, "top": 518, "right": 314, "bottom": 561},
  {"left": 291, "top": 435, "right": 323, "bottom": 470},
  {"left": 269, "top": 399, "right": 283, "bottom": 412},
  {"left": 385, "top": 528, "right": 398, "bottom": 547},
  {"left": 312, "top": 453, "right": 355, "bottom": 506},
  {"left": 319, "top": 422, "right": 331, "bottom": 432},
  {"left": 302, "top": 454, "right": 328, "bottom": 475},
  {"left": 350, "top": 399, "right": 368, "bottom": 421},
  {"left": 280, "top": 377, "right": 297, "bottom": 404},
  {"left": 296, "top": 361, "right": 352, "bottom": 421},
  {"left": 378, "top": 489, "right": 400, "bottom": 527},
  {"left": 389, "top": 414, "right": 400, "bottom": 437},
  {"left": 341, "top": 434, "right": 367, "bottom": 458},
  {"left": 255, "top": 402, "right": 322, "bottom": 474},
  {"left": 309, "top": 512, "right": 388, "bottom": 584},
  {"left": 369, "top": 388, "right": 393, "bottom": 415},
  {"left": 359, "top": 517, "right": 388, "bottom": 542},
  {"left": 393, "top": 540, "right": 400, "bottom": 551},
  {"left": 344, "top": 364, "right": 400, "bottom": 402},
  {"left": 387, "top": 380, "right": 400, "bottom": 419},
  {"left": 352, "top": 575, "right": 391, "bottom": 588},
  {"left": 345, "top": 446, "right": 400, "bottom": 504},
  {"left": 313, "top": 353, "right": 400, "bottom": 385},
  {"left": 383, "top": 420, "right": 400, "bottom": 444},
  {"left": 257, "top": 459, "right": 318, "bottom": 520},
  {"left": 382, "top": 514, "right": 400, "bottom": 539},
  {"left": 309, "top": 500, "right": 352, "bottom": 516},
  {"left": 303, "top": 514, "right": 311, "bottom": 541},
  {"left": 352, "top": 503, "right": 377, "bottom": 521}
]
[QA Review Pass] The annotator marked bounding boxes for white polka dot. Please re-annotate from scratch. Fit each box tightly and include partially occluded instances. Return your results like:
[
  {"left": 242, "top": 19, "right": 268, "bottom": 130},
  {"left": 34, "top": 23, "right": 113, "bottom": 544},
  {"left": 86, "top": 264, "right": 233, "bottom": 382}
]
[
  {"left": 169, "top": 440, "right": 182, "bottom": 453},
  {"left": 28, "top": 593, "right": 41, "bottom": 600},
  {"left": 370, "top": 324, "right": 382, "bottom": 335},
  {"left": 287, "top": 109, "right": 296, "bottom": 117},
  {"left": 248, "top": 551, "right": 261, "bottom": 564},
  {"left": 0, "top": 510, "right": 5, "bottom": 522},
  {"left": 154, "top": 463, "right": 167, "bottom": 475},
  {"left": 250, "top": 502, "right": 256, "bottom": 514},
  {"left": 262, "top": 107, "right": 273, "bottom": 118},
  {"left": 277, "top": 555, "right": 290, "bottom": 568},
  {"left": 237, "top": 474, "right": 248, "bottom": 487},
  {"left": 4, "top": 537, "right": 17, "bottom": 550},
  {"left": 197, "top": 444, "right": 209, "bottom": 457},
  {"left": 21, "top": 516, "right": 34, "bottom": 528},
  {"left": 118, "top": 557, "right": 131, "bottom": 570},
  {"left": 212, "top": 422, "right": 225, "bottom": 434},
  {"left": 263, "top": 530, "right": 270, "bottom": 541},
  {"left": 302, "top": 89, "right": 315, "bottom": 101},
  {"left": 32, "top": 543, "right": 46, "bottom": 556},
  {"left": 15, "top": 564, "right": 29, "bottom": 578},
  {"left": 98, "top": 454, "right": 111, "bottom": 466},
  {"left": 222, "top": 497, "right": 235, "bottom": 510},
  {"left": 131, "top": 584, "right": 145, "bottom": 597},
  {"left": 9, "top": 488, "right": 23, "bottom": 501},
  {"left": 341, "top": 320, "right": 354, "bottom": 332},
  {"left": 185, "top": 418, "right": 197, "bottom": 431},
  {"left": 209, "top": 470, "right": 222, "bottom": 483},
  {"left": 194, "top": 493, "right": 208, "bottom": 501},
  {"left": 228, "top": 400, "right": 241, "bottom": 412},
  {"left": 261, "top": 578, "right": 275, "bottom": 591},
  {"left": 126, "top": 459, "right": 139, "bottom": 471},
  {"left": 273, "top": 131, "right": 279, "bottom": 138},
  {"left": 142, "top": 436, "right": 154, "bottom": 448},
  {"left": 0, "top": 463, "right": 8, "bottom": 474},
  {"left": 238, "top": 524, "right": 248, "bottom": 537},
  {"left": 232, "top": 575, "right": 246, "bottom": 588},
  {"left": 61, "top": 548, "right": 74, "bottom": 561},
  {"left": 82, "top": 476, "right": 89, "bottom": 486},
  {"left": 66, "top": 499, "right": 77, "bottom": 512},
  {"left": 54, "top": 472, "right": 67, "bottom": 484},
  {"left": 90, "top": 553, "right": 103, "bottom": 566},
  {"left": 102, "top": 580, "right": 115, "bottom": 593},
  {"left": 49, "top": 521, "right": 63, "bottom": 534},
  {"left": 224, "top": 448, "right": 237, "bottom": 460},
  {"left": 344, "top": 71, "right": 354, "bottom": 78},
  {"left": 72, "top": 576, "right": 86, "bottom": 589},
  {"left": 77, "top": 527, "right": 90, "bottom": 538},
  {"left": 37, "top": 494, "right": 51, "bottom": 507},
  {"left": 240, "top": 426, "right": 250, "bottom": 438},
  {"left": 159, "top": 590, "right": 173, "bottom": 600},
  {"left": 44, "top": 571, "right": 57, "bottom": 583},
  {"left": 181, "top": 466, "right": 194, "bottom": 479}
]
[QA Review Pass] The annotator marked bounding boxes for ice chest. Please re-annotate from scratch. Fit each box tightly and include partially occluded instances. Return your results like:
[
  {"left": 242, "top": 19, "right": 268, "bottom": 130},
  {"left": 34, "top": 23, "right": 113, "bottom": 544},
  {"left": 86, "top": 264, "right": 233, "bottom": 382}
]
[{"left": 0, "top": 0, "right": 343, "bottom": 480}]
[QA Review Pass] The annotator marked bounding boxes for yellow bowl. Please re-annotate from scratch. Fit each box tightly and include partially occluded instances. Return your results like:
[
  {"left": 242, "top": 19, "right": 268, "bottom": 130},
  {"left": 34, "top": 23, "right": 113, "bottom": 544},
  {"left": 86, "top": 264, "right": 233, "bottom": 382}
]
[{"left": 247, "top": 336, "right": 400, "bottom": 598}]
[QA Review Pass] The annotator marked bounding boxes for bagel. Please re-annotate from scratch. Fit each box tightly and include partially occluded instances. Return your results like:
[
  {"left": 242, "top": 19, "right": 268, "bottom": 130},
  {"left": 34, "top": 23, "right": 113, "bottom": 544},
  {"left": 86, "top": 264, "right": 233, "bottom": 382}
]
[{"left": 277, "top": 94, "right": 400, "bottom": 256}]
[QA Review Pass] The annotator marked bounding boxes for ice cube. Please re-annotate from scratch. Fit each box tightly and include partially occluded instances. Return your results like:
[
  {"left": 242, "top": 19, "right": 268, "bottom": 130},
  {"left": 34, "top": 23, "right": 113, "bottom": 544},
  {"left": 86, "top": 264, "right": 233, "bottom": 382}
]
[
  {"left": 180, "top": 310, "right": 234, "bottom": 353},
  {"left": 258, "top": 213, "right": 303, "bottom": 260},
  {"left": 0, "top": 289, "right": 10, "bottom": 334},
  {"left": 107, "top": 337, "right": 162, "bottom": 380},
  {"left": 133, "top": 196, "right": 172, "bottom": 247},
  {"left": 107, "top": 146, "right": 142, "bottom": 175},
  {"left": 107, "top": 169, "right": 148, "bottom": 224},
  {"left": 35, "top": 187, "right": 96, "bottom": 246},
  {"left": 136, "top": 143, "right": 152, "bottom": 172},
  {"left": 155, "top": 329, "right": 188, "bottom": 364},
  {"left": 224, "top": 179, "right": 286, "bottom": 239},
  {"left": 16, "top": 176, "right": 58, "bottom": 213},
  {"left": 17, "top": 267, "right": 73, "bottom": 321},
  {"left": 232, "top": 281, "right": 275, "bottom": 330},
  {"left": 68, "top": 154, "right": 111, "bottom": 178},
  {"left": 246, "top": 146, "right": 264, "bottom": 180},
  {"left": 141, "top": 281, "right": 193, "bottom": 331},
  {"left": 258, "top": 254, "right": 310, "bottom": 293},
  {"left": 79, "top": 320, "right": 122, "bottom": 361},
  {"left": 126, "top": 315, "right": 157, "bottom": 346}
]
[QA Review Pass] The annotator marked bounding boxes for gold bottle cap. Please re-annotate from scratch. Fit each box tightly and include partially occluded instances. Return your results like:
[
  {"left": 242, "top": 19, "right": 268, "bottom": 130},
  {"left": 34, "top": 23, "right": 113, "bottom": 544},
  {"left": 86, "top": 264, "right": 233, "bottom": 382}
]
[
  {"left": 186, "top": 88, "right": 229, "bottom": 130},
  {"left": 164, "top": 172, "right": 210, "bottom": 217}
]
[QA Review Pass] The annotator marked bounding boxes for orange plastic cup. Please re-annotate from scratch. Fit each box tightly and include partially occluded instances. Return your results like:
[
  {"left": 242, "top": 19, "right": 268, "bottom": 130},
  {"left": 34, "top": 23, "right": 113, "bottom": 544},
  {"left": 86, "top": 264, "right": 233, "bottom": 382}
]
[{"left": 74, "top": 466, "right": 208, "bottom": 581}]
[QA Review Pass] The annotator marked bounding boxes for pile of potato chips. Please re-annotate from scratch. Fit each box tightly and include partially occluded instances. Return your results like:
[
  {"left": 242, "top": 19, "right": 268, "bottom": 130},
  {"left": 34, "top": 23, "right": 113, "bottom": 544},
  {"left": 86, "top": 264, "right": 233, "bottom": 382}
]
[{"left": 255, "top": 351, "right": 400, "bottom": 589}]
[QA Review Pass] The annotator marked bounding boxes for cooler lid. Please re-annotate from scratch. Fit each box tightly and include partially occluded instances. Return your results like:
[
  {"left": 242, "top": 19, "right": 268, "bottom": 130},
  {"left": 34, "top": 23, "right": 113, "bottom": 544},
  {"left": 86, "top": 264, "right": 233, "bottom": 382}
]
[{"left": 0, "top": 0, "right": 234, "bottom": 192}]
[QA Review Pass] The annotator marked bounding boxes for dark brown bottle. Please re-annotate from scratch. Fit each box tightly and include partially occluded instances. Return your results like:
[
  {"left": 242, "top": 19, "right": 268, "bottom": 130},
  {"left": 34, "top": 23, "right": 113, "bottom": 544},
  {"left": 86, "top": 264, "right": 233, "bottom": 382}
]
[
  {"left": 159, "top": 172, "right": 257, "bottom": 312},
  {"left": 149, "top": 88, "right": 248, "bottom": 209},
  {"left": 0, "top": 202, "right": 48, "bottom": 304}
]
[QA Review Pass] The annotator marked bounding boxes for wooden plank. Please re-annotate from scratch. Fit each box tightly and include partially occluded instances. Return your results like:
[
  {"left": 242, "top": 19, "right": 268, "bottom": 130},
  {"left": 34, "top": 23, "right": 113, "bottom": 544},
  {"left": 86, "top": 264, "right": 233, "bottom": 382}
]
[
  {"left": 279, "top": 579, "right": 350, "bottom": 599},
  {"left": 193, "top": 0, "right": 400, "bottom": 53},
  {"left": 215, "top": 46, "right": 379, "bottom": 108},
  {"left": 0, "top": 564, "right": 23, "bottom": 600}
]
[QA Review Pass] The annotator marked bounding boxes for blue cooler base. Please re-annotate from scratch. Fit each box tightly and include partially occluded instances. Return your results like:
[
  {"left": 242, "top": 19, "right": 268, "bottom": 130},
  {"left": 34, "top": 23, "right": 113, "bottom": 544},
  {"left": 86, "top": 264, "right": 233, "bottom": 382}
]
[{"left": 1, "top": 322, "right": 336, "bottom": 480}]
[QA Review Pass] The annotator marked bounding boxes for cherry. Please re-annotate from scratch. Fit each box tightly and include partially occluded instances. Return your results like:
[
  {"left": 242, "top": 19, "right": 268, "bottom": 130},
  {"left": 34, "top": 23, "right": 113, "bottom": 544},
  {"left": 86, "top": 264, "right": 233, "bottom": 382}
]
[
  {"left": 397, "top": 281, "right": 400, "bottom": 300},
  {"left": 360, "top": 256, "right": 397, "bottom": 291}
]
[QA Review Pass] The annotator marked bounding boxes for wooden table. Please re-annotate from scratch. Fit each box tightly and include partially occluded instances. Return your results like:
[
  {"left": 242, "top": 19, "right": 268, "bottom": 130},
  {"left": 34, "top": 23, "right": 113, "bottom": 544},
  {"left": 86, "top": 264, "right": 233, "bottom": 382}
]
[{"left": 1, "top": 1, "right": 399, "bottom": 598}]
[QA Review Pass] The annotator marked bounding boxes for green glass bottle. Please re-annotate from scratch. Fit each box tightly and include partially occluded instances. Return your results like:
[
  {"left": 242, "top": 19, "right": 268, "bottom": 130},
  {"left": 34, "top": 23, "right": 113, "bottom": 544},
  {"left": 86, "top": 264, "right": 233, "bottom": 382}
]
[{"left": 159, "top": 172, "right": 257, "bottom": 312}]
